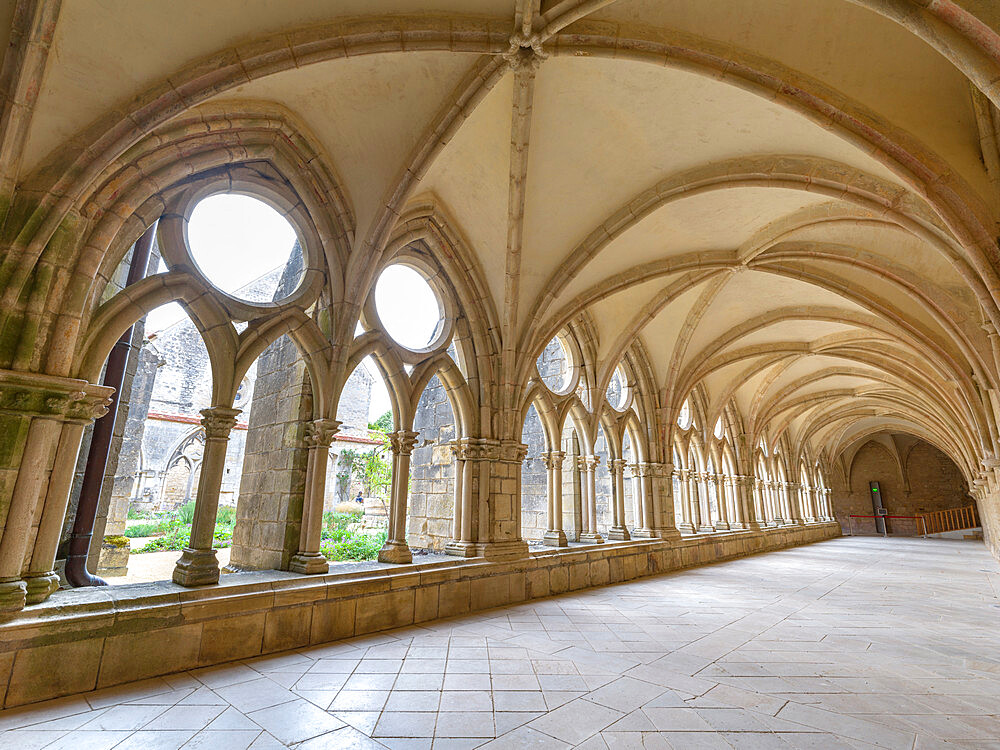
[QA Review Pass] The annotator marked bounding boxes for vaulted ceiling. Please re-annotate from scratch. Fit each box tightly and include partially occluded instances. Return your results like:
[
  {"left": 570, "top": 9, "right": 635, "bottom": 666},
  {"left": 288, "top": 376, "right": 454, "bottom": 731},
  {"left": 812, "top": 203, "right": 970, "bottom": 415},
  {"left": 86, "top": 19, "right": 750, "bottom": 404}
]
[{"left": 8, "top": 0, "right": 1000, "bottom": 481}]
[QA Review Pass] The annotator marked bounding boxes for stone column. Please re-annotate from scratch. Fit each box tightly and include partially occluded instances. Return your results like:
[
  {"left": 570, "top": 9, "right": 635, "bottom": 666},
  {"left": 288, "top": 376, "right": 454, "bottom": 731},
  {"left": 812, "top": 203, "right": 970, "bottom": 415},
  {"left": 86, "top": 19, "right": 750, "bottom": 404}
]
[
  {"left": 785, "top": 481, "right": 805, "bottom": 525},
  {"left": 736, "top": 475, "right": 762, "bottom": 531},
  {"left": 633, "top": 462, "right": 681, "bottom": 540},
  {"left": 696, "top": 473, "right": 714, "bottom": 532},
  {"left": 173, "top": 406, "right": 241, "bottom": 586},
  {"left": 725, "top": 477, "right": 744, "bottom": 529},
  {"left": 630, "top": 464, "right": 644, "bottom": 530},
  {"left": 608, "top": 458, "right": 630, "bottom": 541},
  {"left": 676, "top": 469, "right": 695, "bottom": 533},
  {"left": 770, "top": 482, "right": 785, "bottom": 525},
  {"left": 0, "top": 376, "right": 113, "bottom": 611},
  {"left": 378, "top": 429, "right": 419, "bottom": 564},
  {"left": 445, "top": 439, "right": 478, "bottom": 557},
  {"left": 473, "top": 440, "right": 530, "bottom": 560},
  {"left": 822, "top": 488, "right": 834, "bottom": 521},
  {"left": 541, "top": 450, "right": 568, "bottom": 547},
  {"left": 579, "top": 456, "right": 604, "bottom": 543},
  {"left": 289, "top": 418, "right": 340, "bottom": 574},
  {"left": 714, "top": 474, "right": 731, "bottom": 530}
]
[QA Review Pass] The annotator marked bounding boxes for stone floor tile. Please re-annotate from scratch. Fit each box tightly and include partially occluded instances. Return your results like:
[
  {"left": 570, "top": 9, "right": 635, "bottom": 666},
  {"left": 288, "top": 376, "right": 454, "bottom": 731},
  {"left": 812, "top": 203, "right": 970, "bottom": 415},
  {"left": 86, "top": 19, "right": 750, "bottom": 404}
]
[
  {"left": 586, "top": 676, "right": 666, "bottom": 712},
  {"left": 373, "top": 711, "right": 438, "bottom": 738},
  {"left": 438, "top": 690, "right": 493, "bottom": 711},
  {"left": 213, "top": 677, "right": 297, "bottom": 713},
  {"left": 494, "top": 710, "right": 545, "bottom": 735},
  {"left": 190, "top": 664, "right": 261, "bottom": 689},
  {"left": 44, "top": 730, "right": 132, "bottom": 750},
  {"left": 247, "top": 698, "right": 345, "bottom": 744},
  {"left": 527, "top": 698, "right": 624, "bottom": 745},
  {"left": 114, "top": 729, "right": 196, "bottom": 749},
  {"left": 477, "top": 725, "right": 572, "bottom": 749},
  {"left": 492, "top": 674, "right": 541, "bottom": 691},
  {"left": 344, "top": 673, "right": 398, "bottom": 691},
  {"left": 329, "top": 690, "right": 390, "bottom": 712},
  {"left": 433, "top": 710, "right": 494, "bottom": 737},
  {"left": 394, "top": 673, "right": 445, "bottom": 691},
  {"left": 442, "top": 673, "right": 491, "bottom": 691},
  {"left": 777, "top": 702, "right": 915, "bottom": 749},
  {"left": 492, "top": 690, "right": 547, "bottom": 712},
  {"left": 296, "top": 725, "right": 388, "bottom": 749},
  {"left": 0, "top": 729, "right": 68, "bottom": 750},
  {"left": 641, "top": 706, "right": 715, "bottom": 732},
  {"left": 385, "top": 690, "right": 441, "bottom": 711},
  {"left": 247, "top": 731, "right": 287, "bottom": 749},
  {"left": 308, "top": 658, "right": 360, "bottom": 673},
  {"left": 142, "top": 703, "right": 226, "bottom": 730},
  {"left": 294, "top": 672, "right": 350, "bottom": 691},
  {"left": 204, "top": 705, "right": 260, "bottom": 731},
  {"left": 182, "top": 729, "right": 262, "bottom": 750},
  {"left": 177, "top": 687, "right": 228, "bottom": 706},
  {"left": 76, "top": 702, "right": 167, "bottom": 731},
  {"left": 332, "top": 710, "right": 382, "bottom": 735}
]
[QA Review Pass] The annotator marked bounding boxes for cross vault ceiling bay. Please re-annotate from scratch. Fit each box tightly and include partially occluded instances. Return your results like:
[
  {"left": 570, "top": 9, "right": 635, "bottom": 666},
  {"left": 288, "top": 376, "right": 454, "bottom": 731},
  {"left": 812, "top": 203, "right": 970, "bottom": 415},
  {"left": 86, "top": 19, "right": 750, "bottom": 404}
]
[{"left": 4, "top": 0, "right": 1000, "bottom": 566}]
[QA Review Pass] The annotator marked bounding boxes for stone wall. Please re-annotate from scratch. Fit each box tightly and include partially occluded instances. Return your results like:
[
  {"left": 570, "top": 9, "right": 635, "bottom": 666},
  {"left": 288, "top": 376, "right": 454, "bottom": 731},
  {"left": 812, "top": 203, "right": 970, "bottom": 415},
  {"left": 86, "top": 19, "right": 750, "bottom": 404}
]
[
  {"left": 830, "top": 435, "right": 973, "bottom": 535},
  {"left": 408, "top": 374, "right": 456, "bottom": 550}
]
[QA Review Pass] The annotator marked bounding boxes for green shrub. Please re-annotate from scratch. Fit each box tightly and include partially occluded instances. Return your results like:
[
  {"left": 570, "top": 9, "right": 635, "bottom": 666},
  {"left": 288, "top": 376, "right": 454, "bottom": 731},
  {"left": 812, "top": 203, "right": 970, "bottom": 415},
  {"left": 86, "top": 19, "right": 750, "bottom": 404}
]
[
  {"left": 216, "top": 505, "right": 237, "bottom": 525},
  {"left": 134, "top": 521, "right": 234, "bottom": 553},
  {"left": 320, "top": 530, "right": 386, "bottom": 561},
  {"left": 126, "top": 506, "right": 157, "bottom": 520},
  {"left": 123, "top": 522, "right": 165, "bottom": 538},
  {"left": 176, "top": 501, "right": 196, "bottom": 524}
]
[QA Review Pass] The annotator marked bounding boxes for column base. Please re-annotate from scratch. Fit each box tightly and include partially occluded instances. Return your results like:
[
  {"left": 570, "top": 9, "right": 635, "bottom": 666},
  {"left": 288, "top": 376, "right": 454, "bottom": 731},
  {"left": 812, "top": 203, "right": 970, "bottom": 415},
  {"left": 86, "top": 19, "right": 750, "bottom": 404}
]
[
  {"left": 172, "top": 548, "right": 220, "bottom": 587},
  {"left": 23, "top": 572, "right": 60, "bottom": 605},
  {"left": 677, "top": 522, "right": 696, "bottom": 533},
  {"left": 378, "top": 541, "right": 412, "bottom": 564},
  {"left": 744, "top": 522, "right": 764, "bottom": 532},
  {"left": 475, "top": 540, "right": 529, "bottom": 561},
  {"left": 445, "top": 541, "right": 478, "bottom": 558},
  {"left": 289, "top": 552, "right": 329, "bottom": 575},
  {"left": 578, "top": 532, "right": 604, "bottom": 544},
  {"left": 0, "top": 579, "right": 27, "bottom": 612},
  {"left": 788, "top": 518, "right": 806, "bottom": 526},
  {"left": 696, "top": 524, "right": 715, "bottom": 533},
  {"left": 728, "top": 522, "right": 746, "bottom": 531},
  {"left": 606, "top": 527, "right": 631, "bottom": 541},
  {"left": 542, "top": 530, "right": 569, "bottom": 547},
  {"left": 643, "top": 527, "right": 682, "bottom": 541}
]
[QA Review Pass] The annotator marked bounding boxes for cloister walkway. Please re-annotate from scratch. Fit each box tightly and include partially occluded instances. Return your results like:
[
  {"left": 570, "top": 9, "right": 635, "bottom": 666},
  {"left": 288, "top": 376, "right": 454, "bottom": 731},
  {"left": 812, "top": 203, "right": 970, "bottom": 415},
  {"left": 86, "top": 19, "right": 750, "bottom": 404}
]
[{"left": 1, "top": 537, "right": 998, "bottom": 749}]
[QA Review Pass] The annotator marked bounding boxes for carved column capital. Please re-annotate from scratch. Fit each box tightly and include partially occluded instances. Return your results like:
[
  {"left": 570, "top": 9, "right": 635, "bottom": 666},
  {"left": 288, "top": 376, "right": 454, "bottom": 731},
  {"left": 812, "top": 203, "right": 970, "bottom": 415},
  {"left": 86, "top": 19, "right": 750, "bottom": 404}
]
[
  {"left": 582, "top": 455, "right": 600, "bottom": 472},
  {"left": 611, "top": 458, "right": 628, "bottom": 473},
  {"left": 0, "top": 369, "right": 114, "bottom": 422},
  {"left": 540, "top": 450, "right": 566, "bottom": 470},
  {"left": 389, "top": 429, "right": 420, "bottom": 456},
  {"left": 305, "top": 418, "right": 341, "bottom": 448},
  {"left": 200, "top": 406, "right": 241, "bottom": 439}
]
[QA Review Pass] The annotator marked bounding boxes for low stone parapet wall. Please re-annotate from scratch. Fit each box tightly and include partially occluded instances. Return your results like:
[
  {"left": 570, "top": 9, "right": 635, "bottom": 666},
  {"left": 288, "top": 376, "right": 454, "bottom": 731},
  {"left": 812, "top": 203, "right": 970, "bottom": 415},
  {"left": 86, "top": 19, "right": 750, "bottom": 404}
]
[{"left": 0, "top": 522, "right": 839, "bottom": 708}]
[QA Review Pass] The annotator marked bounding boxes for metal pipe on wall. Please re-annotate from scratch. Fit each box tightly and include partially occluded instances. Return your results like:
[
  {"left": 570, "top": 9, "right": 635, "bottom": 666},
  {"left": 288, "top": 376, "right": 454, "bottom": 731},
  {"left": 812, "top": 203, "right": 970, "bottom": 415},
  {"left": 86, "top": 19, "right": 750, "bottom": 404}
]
[{"left": 65, "top": 225, "right": 156, "bottom": 588}]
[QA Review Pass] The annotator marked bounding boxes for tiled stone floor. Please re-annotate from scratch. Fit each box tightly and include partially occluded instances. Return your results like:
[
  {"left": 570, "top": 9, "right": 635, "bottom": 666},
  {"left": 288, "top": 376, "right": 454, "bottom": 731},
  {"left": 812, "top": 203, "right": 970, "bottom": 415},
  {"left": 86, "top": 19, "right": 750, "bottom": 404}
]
[{"left": 2, "top": 536, "right": 999, "bottom": 749}]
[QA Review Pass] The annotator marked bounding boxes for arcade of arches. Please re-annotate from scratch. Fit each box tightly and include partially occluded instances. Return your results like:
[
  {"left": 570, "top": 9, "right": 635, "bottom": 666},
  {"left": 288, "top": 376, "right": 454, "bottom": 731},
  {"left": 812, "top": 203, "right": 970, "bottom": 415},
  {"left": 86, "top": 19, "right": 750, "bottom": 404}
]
[{"left": 0, "top": 0, "right": 999, "bottom": 714}]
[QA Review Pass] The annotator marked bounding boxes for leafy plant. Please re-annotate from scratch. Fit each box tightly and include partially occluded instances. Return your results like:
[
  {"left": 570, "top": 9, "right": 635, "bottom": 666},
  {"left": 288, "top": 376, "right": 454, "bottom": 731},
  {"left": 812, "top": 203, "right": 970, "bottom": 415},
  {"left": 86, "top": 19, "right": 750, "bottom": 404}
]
[
  {"left": 177, "top": 501, "right": 197, "bottom": 524},
  {"left": 123, "top": 521, "right": 166, "bottom": 538},
  {"left": 368, "top": 410, "right": 393, "bottom": 432},
  {"left": 216, "top": 505, "right": 237, "bottom": 524}
]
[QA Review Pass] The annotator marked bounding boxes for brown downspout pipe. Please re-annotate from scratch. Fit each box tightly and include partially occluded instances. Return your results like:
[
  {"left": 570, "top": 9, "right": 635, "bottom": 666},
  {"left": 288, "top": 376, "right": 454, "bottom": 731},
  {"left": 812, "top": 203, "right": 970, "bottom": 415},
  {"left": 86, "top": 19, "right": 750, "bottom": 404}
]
[{"left": 65, "top": 225, "right": 156, "bottom": 587}]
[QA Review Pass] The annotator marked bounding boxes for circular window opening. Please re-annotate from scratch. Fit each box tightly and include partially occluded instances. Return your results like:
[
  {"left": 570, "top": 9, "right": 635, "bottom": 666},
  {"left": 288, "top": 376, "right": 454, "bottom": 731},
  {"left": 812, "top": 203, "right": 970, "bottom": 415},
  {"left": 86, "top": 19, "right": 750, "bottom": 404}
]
[
  {"left": 606, "top": 367, "right": 628, "bottom": 411},
  {"left": 537, "top": 336, "right": 571, "bottom": 392},
  {"left": 188, "top": 194, "right": 301, "bottom": 304},
  {"left": 375, "top": 265, "right": 443, "bottom": 350}
]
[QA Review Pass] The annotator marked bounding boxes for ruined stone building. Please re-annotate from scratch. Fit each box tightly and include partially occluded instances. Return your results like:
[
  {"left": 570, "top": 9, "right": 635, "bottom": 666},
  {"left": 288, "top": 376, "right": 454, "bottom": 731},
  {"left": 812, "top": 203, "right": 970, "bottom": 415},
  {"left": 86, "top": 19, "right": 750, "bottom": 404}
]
[{"left": 0, "top": 1, "right": 999, "bottom": 746}]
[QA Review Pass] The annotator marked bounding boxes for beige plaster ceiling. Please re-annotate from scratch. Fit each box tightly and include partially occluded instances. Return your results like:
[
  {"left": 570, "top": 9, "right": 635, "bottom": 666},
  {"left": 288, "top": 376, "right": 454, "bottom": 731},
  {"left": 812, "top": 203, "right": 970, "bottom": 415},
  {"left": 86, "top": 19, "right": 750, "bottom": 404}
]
[{"left": 11, "top": 0, "right": 1000, "bottom": 481}]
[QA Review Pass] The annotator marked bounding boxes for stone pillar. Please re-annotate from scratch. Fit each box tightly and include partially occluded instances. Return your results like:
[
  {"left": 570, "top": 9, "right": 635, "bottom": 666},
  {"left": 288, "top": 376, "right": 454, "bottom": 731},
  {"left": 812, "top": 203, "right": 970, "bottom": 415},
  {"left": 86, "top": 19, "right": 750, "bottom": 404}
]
[
  {"left": 714, "top": 474, "right": 731, "bottom": 530},
  {"left": 822, "top": 488, "right": 834, "bottom": 521},
  {"left": 579, "top": 456, "right": 603, "bottom": 543},
  {"left": 608, "top": 458, "right": 630, "bottom": 541},
  {"left": 474, "top": 440, "right": 530, "bottom": 560},
  {"left": 786, "top": 481, "right": 805, "bottom": 525},
  {"left": 0, "top": 373, "right": 113, "bottom": 611},
  {"left": 378, "top": 429, "right": 419, "bottom": 564},
  {"left": 289, "top": 418, "right": 340, "bottom": 574},
  {"left": 724, "top": 477, "right": 744, "bottom": 529},
  {"left": 541, "top": 450, "right": 568, "bottom": 547},
  {"left": 446, "top": 439, "right": 480, "bottom": 557},
  {"left": 173, "top": 406, "right": 241, "bottom": 586},
  {"left": 676, "top": 469, "right": 694, "bottom": 533},
  {"left": 770, "top": 482, "right": 785, "bottom": 524},
  {"left": 736, "top": 475, "right": 762, "bottom": 531},
  {"left": 633, "top": 462, "right": 681, "bottom": 540},
  {"left": 696, "top": 473, "right": 714, "bottom": 532},
  {"left": 630, "top": 464, "right": 644, "bottom": 530}
]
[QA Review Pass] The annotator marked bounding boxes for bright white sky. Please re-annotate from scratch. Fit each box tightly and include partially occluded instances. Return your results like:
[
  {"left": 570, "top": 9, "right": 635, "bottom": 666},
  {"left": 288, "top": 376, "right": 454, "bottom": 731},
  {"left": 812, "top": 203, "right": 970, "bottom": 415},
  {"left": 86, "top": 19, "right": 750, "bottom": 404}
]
[{"left": 144, "top": 194, "right": 441, "bottom": 422}]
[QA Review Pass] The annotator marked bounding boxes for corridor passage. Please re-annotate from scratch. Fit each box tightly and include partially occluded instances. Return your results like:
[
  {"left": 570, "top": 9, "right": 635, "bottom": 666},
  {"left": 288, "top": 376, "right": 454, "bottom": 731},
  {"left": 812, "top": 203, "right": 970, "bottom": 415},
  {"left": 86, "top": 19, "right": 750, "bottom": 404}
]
[{"left": 1, "top": 537, "right": 998, "bottom": 749}]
